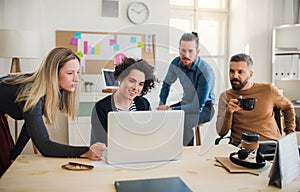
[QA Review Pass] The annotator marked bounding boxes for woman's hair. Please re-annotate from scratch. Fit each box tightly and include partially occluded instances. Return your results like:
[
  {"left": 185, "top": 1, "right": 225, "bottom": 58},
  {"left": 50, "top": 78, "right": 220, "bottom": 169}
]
[
  {"left": 4, "top": 47, "right": 81, "bottom": 124},
  {"left": 114, "top": 57, "right": 155, "bottom": 96}
]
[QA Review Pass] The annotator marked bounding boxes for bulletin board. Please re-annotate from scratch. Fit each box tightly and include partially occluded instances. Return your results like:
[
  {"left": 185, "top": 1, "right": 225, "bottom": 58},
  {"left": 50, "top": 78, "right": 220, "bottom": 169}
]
[{"left": 56, "top": 30, "right": 155, "bottom": 74}]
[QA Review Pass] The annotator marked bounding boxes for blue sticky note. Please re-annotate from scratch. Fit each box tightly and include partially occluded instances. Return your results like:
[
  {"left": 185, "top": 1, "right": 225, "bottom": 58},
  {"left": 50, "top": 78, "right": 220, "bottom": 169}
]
[
  {"left": 113, "top": 44, "right": 120, "bottom": 51},
  {"left": 130, "top": 36, "right": 137, "bottom": 43},
  {"left": 74, "top": 32, "right": 81, "bottom": 39}
]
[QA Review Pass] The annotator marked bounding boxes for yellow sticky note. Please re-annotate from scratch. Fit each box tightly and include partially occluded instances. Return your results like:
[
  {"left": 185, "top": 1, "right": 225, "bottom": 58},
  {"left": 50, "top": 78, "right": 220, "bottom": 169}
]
[{"left": 95, "top": 44, "right": 100, "bottom": 55}]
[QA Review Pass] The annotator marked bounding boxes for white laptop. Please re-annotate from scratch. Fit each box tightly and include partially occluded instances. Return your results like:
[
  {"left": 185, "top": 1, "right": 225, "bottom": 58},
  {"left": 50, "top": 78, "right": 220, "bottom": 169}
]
[
  {"left": 102, "top": 68, "right": 119, "bottom": 89},
  {"left": 107, "top": 110, "right": 185, "bottom": 165}
]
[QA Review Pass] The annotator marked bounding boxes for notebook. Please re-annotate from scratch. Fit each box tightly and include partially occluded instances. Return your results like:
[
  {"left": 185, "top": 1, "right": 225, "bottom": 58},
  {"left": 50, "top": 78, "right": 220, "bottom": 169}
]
[
  {"left": 114, "top": 177, "right": 192, "bottom": 192},
  {"left": 107, "top": 110, "right": 184, "bottom": 165},
  {"left": 102, "top": 68, "right": 119, "bottom": 89}
]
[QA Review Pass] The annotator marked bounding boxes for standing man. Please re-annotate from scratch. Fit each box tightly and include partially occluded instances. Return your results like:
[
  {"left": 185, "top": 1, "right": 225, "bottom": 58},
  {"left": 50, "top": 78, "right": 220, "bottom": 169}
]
[
  {"left": 157, "top": 32, "right": 215, "bottom": 146},
  {"left": 216, "top": 53, "right": 295, "bottom": 146}
]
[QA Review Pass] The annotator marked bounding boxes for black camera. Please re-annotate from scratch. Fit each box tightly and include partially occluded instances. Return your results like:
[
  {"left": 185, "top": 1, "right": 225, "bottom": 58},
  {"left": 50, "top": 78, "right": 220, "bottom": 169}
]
[{"left": 238, "top": 98, "right": 257, "bottom": 111}]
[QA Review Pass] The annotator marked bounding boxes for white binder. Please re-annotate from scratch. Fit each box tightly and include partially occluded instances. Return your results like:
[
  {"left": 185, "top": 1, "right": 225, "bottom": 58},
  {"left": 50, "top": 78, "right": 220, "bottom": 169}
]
[{"left": 274, "top": 54, "right": 299, "bottom": 80}]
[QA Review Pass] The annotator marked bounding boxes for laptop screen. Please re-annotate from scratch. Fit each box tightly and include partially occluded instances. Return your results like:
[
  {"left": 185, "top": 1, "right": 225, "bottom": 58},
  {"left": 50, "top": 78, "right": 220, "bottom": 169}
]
[
  {"left": 107, "top": 110, "right": 185, "bottom": 165},
  {"left": 102, "top": 68, "right": 119, "bottom": 89}
]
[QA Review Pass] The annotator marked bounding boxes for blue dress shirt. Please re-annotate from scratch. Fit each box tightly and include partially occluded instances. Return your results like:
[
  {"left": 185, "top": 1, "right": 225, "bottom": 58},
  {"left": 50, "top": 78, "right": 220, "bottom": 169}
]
[{"left": 159, "top": 56, "right": 215, "bottom": 113}]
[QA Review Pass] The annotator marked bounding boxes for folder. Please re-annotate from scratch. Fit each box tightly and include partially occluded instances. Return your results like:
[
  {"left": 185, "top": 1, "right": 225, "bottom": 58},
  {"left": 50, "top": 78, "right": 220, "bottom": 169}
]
[{"left": 114, "top": 177, "right": 192, "bottom": 192}]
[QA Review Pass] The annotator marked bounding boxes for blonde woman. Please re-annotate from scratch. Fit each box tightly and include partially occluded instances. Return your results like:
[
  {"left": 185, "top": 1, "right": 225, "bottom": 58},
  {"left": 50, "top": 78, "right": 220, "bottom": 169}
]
[{"left": 0, "top": 47, "right": 105, "bottom": 177}]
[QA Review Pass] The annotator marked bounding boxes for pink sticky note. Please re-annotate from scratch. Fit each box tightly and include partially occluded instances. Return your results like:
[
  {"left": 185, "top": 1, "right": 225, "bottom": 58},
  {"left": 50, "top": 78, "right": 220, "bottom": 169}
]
[
  {"left": 110, "top": 39, "right": 116, "bottom": 45},
  {"left": 83, "top": 41, "right": 88, "bottom": 54},
  {"left": 70, "top": 38, "right": 78, "bottom": 45}
]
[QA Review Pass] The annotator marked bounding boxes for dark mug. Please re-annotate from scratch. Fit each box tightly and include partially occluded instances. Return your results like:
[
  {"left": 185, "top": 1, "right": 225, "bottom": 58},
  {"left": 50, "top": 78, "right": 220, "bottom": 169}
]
[{"left": 238, "top": 98, "right": 257, "bottom": 111}]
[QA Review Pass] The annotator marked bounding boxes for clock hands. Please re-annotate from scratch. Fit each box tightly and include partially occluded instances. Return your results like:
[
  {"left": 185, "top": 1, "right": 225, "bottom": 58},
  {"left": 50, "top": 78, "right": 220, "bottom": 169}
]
[
  {"left": 130, "top": 8, "right": 146, "bottom": 14},
  {"left": 136, "top": 8, "right": 146, "bottom": 14},
  {"left": 127, "top": 2, "right": 149, "bottom": 24}
]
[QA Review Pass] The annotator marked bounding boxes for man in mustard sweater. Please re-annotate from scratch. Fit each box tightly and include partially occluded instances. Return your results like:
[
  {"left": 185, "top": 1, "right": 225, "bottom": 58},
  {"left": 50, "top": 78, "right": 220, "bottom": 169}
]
[{"left": 216, "top": 53, "right": 296, "bottom": 146}]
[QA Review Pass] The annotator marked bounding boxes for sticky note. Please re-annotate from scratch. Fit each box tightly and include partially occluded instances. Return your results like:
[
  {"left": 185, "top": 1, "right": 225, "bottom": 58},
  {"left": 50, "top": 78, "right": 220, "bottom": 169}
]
[
  {"left": 76, "top": 51, "right": 84, "bottom": 58},
  {"left": 113, "top": 44, "right": 120, "bottom": 51},
  {"left": 137, "top": 42, "right": 144, "bottom": 48},
  {"left": 110, "top": 39, "right": 116, "bottom": 45},
  {"left": 74, "top": 32, "right": 81, "bottom": 39},
  {"left": 95, "top": 44, "right": 100, "bottom": 55},
  {"left": 70, "top": 38, "right": 78, "bottom": 45},
  {"left": 83, "top": 41, "right": 88, "bottom": 54},
  {"left": 130, "top": 37, "right": 137, "bottom": 43}
]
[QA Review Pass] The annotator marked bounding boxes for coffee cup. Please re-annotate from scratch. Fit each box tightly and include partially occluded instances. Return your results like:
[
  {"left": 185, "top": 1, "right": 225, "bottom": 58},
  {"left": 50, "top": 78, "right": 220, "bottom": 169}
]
[{"left": 238, "top": 98, "right": 257, "bottom": 111}]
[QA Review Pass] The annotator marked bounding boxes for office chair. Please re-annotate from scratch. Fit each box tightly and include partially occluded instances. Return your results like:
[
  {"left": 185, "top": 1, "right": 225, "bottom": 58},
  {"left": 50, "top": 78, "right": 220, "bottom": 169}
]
[{"left": 215, "top": 107, "right": 282, "bottom": 145}]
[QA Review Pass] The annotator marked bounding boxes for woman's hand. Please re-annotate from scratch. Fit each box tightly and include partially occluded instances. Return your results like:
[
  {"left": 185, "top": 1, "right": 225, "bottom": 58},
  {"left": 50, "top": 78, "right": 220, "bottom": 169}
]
[{"left": 80, "top": 142, "right": 107, "bottom": 161}]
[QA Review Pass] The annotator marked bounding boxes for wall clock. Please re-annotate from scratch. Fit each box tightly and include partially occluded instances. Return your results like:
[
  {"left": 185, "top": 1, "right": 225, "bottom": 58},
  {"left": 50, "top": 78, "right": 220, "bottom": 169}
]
[{"left": 127, "top": 2, "right": 149, "bottom": 24}]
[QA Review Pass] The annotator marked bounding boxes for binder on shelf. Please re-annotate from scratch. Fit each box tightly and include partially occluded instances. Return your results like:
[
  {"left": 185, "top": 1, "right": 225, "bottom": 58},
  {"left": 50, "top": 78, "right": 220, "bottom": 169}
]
[
  {"left": 273, "top": 55, "right": 280, "bottom": 79},
  {"left": 290, "top": 54, "right": 298, "bottom": 79},
  {"left": 274, "top": 55, "right": 289, "bottom": 79},
  {"left": 274, "top": 54, "right": 299, "bottom": 80}
]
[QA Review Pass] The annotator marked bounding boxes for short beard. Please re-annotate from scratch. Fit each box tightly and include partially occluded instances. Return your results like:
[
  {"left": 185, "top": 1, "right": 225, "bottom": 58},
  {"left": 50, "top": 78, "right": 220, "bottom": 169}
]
[{"left": 231, "top": 78, "right": 248, "bottom": 90}]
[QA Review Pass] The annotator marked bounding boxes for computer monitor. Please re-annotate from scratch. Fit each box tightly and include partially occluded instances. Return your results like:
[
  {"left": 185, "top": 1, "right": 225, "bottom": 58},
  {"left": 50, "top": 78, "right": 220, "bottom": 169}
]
[{"left": 102, "top": 68, "right": 119, "bottom": 89}]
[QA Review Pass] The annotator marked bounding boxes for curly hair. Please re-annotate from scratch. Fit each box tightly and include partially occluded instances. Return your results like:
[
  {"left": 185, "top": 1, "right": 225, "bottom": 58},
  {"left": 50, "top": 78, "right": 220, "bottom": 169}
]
[{"left": 114, "top": 57, "right": 155, "bottom": 96}]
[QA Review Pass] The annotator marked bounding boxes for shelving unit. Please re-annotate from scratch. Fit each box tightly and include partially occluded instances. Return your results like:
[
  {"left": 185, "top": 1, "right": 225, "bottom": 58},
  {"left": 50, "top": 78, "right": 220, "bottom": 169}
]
[{"left": 272, "top": 24, "right": 300, "bottom": 129}]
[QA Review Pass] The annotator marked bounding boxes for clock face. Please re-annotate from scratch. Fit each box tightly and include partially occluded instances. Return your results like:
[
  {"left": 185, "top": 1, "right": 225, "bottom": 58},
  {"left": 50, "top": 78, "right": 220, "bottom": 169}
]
[{"left": 127, "top": 2, "right": 149, "bottom": 24}]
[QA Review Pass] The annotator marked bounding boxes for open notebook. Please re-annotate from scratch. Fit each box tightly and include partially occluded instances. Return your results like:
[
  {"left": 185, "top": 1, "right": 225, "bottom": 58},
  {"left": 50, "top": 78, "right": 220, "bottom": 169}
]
[{"left": 107, "top": 110, "right": 184, "bottom": 165}]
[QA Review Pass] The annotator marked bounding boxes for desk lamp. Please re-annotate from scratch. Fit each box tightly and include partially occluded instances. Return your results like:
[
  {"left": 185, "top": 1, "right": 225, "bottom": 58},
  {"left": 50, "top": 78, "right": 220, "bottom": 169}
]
[{"left": 0, "top": 29, "right": 41, "bottom": 144}]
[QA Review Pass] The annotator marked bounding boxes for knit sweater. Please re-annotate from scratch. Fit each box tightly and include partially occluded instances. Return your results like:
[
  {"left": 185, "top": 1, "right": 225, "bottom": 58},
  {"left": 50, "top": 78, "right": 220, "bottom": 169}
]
[{"left": 216, "top": 82, "right": 295, "bottom": 144}]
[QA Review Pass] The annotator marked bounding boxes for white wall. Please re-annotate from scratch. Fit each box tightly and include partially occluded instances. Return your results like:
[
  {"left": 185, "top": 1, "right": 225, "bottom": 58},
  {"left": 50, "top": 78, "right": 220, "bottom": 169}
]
[
  {"left": 1, "top": 0, "right": 298, "bottom": 151},
  {"left": 228, "top": 0, "right": 299, "bottom": 86},
  {"left": 0, "top": 0, "right": 170, "bottom": 80},
  {"left": 0, "top": 0, "right": 170, "bottom": 152},
  {"left": 228, "top": 0, "right": 274, "bottom": 84}
]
